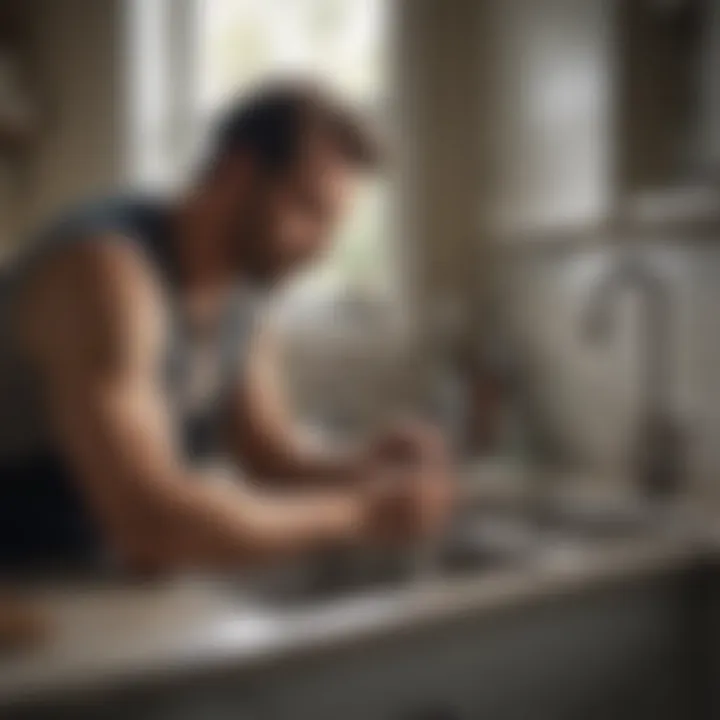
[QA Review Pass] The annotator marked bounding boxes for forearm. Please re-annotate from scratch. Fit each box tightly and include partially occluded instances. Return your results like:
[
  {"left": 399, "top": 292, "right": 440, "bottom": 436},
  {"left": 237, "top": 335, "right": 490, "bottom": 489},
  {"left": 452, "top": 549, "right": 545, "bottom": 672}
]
[
  {"left": 135, "top": 472, "right": 363, "bottom": 570},
  {"left": 58, "top": 401, "right": 364, "bottom": 570},
  {"left": 233, "top": 434, "right": 362, "bottom": 488}
]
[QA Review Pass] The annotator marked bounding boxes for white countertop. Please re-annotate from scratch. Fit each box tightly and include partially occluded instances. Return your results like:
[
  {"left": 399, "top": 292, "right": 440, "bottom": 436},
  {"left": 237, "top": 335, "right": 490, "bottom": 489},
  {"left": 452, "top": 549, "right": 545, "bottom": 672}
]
[{"left": 0, "top": 526, "right": 702, "bottom": 711}]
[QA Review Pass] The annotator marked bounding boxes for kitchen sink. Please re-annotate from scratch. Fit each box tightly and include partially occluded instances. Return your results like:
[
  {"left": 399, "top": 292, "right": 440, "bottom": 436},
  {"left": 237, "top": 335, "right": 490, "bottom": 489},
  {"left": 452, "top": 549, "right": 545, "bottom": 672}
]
[
  {"left": 233, "top": 500, "right": 666, "bottom": 607},
  {"left": 237, "top": 527, "right": 528, "bottom": 607},
  {"left": 235, "top": 507, "right": 581, "bottom": 607}
]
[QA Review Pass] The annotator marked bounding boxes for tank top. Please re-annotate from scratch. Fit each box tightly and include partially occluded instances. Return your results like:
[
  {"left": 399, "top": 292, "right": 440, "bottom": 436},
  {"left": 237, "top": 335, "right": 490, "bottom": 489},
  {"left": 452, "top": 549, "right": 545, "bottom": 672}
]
[{"left": 0, "top": 194, "right": 265, "bottom": 565}]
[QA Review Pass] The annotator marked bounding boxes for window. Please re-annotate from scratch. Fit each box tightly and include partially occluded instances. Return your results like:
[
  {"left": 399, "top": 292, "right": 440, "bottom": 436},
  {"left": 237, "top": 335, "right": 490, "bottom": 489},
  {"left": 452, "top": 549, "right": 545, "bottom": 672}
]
[{"left": 126, "top": 0, "right": 392, "bottom": 299}]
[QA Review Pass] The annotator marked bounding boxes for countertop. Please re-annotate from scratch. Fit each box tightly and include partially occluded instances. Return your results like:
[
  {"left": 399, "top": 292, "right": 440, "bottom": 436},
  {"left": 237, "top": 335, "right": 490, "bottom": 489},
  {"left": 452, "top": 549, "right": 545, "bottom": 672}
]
[
  {"left": 1, "top": 463, "right": 716, "bottom": 711},
  {"left": 0, "top": 523, "right": 704, "bottom": 711}
]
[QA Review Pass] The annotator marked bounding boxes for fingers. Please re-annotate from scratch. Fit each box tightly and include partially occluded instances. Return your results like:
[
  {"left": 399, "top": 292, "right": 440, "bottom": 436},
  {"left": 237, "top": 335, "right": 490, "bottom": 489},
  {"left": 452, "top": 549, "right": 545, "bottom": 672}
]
[
  {"left": 375, "top": 464, "right": 455, "bottom": 542},
  {"left": 359, "top": 419, "right": 456, "bottom": 544}
]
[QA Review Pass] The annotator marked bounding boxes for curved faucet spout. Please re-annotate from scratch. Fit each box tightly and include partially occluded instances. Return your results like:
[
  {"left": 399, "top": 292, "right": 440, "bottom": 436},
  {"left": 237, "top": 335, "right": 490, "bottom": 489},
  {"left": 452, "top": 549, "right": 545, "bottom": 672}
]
[{"left": 581, "top": 252, "right": 682, "bottom": 498}]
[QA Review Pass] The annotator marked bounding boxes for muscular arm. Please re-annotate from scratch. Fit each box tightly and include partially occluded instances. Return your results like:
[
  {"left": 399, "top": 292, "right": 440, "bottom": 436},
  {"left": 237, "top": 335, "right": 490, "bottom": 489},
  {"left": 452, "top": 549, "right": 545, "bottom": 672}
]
[
  {"left": 17, "top": 240, "right": 364, "bottom": 571},
  {"left": 227, "top": 324, "right": 360, "bottom": 486}
]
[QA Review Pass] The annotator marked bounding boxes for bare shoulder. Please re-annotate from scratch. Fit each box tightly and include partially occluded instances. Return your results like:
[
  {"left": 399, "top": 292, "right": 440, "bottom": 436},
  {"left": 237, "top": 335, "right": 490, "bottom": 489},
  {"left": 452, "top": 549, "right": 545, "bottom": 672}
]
[{"left": 17, "top": 236, "right": 168, "bottom": 372}]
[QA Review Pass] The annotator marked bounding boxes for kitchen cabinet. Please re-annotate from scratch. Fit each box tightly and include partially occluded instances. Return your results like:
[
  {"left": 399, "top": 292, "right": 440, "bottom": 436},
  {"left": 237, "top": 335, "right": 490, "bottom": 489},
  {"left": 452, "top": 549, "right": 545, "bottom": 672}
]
[
  {"left": 7, "top": 568, "right": 700, "bottom": 720},
  {"left": 483, "top": 0, "right": 720, "bottom": 243},
  {"left": 255, "top": 576, "right": 691, "bottom": 720}
]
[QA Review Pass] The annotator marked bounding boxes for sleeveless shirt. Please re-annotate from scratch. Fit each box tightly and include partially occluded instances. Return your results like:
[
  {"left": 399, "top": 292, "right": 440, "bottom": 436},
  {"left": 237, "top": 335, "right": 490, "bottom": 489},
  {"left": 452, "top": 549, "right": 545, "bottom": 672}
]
[{"left": 0, "top": 194, "right": 265, "bottom": 565}]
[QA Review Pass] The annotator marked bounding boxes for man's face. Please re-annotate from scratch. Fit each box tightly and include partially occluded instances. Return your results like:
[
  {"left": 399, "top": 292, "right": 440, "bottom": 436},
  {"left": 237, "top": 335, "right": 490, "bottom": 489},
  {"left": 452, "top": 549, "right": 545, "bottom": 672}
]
[{"left": 227, "top": 141, "right": 360, "bottom": 284}]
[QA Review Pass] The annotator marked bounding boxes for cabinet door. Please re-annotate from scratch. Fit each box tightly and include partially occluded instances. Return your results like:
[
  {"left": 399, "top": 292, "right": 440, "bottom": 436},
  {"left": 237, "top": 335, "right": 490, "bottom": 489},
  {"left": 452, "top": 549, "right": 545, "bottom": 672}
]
[
  {"left": 259, "top": 579, "right": 688, "bottom": 720},
  {"left": 74, "top": 686, "right": 262, "bottom": 720}
]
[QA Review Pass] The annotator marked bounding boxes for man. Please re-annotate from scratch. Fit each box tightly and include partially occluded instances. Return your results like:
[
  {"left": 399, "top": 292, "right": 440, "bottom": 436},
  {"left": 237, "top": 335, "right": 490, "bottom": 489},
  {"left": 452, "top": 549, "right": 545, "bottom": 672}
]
[{"left": 0, "top": 81, "right": 454, "bottom": 571}]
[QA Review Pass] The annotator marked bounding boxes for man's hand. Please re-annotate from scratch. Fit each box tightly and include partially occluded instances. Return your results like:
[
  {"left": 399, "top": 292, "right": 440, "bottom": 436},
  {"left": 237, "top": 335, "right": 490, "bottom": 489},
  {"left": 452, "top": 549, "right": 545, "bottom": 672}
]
[
  {"left": 357, "top": 448, "right": 455, "bottom": 544},
  {"left": 353, "top": 418, "right": 456, "bottom": 544}
]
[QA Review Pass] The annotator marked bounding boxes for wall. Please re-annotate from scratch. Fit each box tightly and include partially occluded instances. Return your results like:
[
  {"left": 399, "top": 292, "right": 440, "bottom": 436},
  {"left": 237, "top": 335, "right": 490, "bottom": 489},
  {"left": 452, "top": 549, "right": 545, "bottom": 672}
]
[
  {"left": 393, "top": 0, "right": 486, "bottom": 319},
  {"left": 12, "top": 0, "right": 122, "bottom": 239}
]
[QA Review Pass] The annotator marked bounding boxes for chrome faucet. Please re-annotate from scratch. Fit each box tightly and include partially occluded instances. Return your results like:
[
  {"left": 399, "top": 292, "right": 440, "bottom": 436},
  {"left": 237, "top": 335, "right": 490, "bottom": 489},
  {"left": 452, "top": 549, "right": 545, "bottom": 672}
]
[{"left": 582, "top": 251, "right": 685, "bottom": 499}]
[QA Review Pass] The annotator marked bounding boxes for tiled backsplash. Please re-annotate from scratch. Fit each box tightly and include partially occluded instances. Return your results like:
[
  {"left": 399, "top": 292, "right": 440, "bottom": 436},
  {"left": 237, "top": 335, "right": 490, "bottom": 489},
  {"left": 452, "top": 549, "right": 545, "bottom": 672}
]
[{"left": 501, "top": 235, "right": 720, "bottom": 500}]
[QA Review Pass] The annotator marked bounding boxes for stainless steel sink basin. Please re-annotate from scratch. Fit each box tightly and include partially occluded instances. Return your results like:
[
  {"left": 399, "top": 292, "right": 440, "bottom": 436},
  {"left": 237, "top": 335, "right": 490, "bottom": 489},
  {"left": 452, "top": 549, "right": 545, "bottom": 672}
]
[
  {"left": 235, "top": 502, "right": 662, "bottom": 607},
  {"left": 236, "top": 515, "right": 537, "bottom": 607}
]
